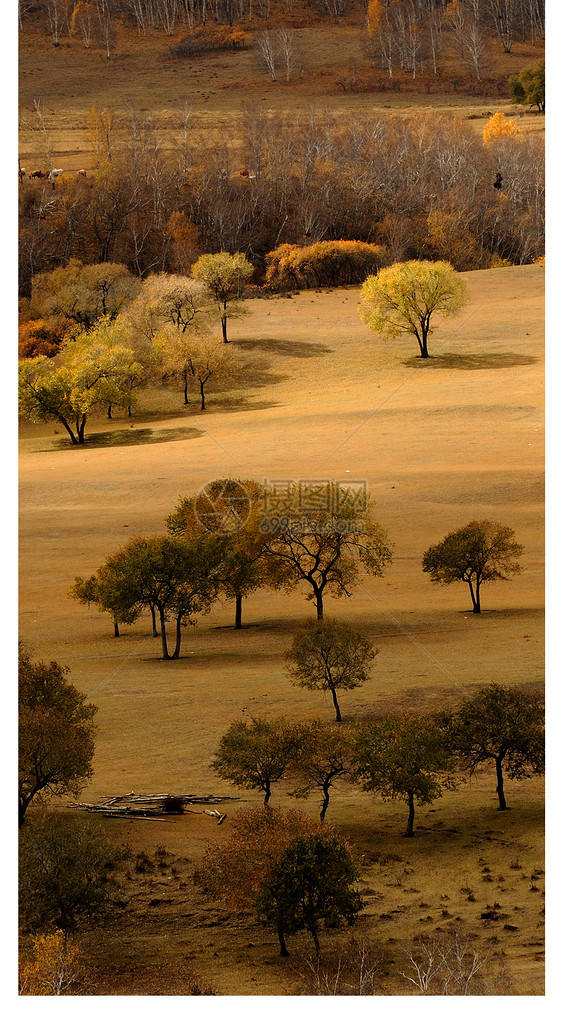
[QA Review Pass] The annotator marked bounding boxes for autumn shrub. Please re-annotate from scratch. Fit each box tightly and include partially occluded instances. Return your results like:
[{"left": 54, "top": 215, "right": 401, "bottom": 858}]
[
  {"left": 19, "top": 930, "right": 90, "bottom": 996},
  {"left": 18, "top": 318, "right": 76, "bottom": 359},
  {"left": 170, "top": 25, "right": 248, "bottom": 58},
  {"left": 265, "top": 241, "right": 387, "bottom": 291}
]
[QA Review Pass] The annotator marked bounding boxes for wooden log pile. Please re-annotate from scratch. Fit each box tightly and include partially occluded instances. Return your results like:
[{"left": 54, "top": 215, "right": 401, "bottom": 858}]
[{"left": 68, "top": 791, "right": 239, "bottom": 822}]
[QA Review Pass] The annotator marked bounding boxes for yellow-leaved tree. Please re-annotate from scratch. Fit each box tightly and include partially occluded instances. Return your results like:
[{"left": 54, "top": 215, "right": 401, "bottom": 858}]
[
  {"left": 483, "top": 112, "right": 521, "bottom": 145},
  {"left": 358, "top": 260, "right": 468, "bottom": 358}
]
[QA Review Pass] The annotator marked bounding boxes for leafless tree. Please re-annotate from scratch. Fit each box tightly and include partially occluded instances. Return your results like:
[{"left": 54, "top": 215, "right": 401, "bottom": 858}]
[
  {"left": 276, "top": 28, "right": 299, "bottom": 83},
  {"left": 43, "top": 0, "right": 70, "bottom": 46},
  {"left": 256, "top": 31, "right": 277, "bottom": 81}
]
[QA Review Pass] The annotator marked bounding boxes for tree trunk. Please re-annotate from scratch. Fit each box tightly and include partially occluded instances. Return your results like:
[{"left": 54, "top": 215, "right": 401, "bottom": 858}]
[
  {"left": 150, "top": 604, "right": 158, "bottom": 637},
  {"left": 277, "top": 923, "right": 289, "bottom": 957},
  {"left": 235, "top": 594, "right": 243, "bottom": 629},
  {"left": 468, "top": 577, "right": 481, "bottom": 614},
  {"left": 263, "top": 782, "right": 271, "bottom": 806},
  {"left": 171, "top": 610, "right": 183, "bottom": 659},
  {"left": 77, "top": 415, "right": 87, "bottom": 443},
  {"left": 59, "top": 417, "right": 79, "bottom": 444},
  {"left": 183, "top": 368, "right": 189, "bottom": 405},
  {"left": 200, "top": 380, "right": 206, "bottom": 410},
  {"left": 159, "top": 607, "right": 171, "bottom": 660},
  {"left": 496, "top": 755, "right": 508, "bottom": 810},
  {"left": 107, "top": 404, "right": 112, "bottom": 419},
  {"left": 311, "top": 927, "right": 321, "bottom": 959},
  {"left": 330, "top": 687, "right": 342, "bottom": 722},
  {"left": 320, "top": 786, "right": 330, "bottom": 821},
  {"left": 315, "top": 589, "right": 324, "bottom": 620},
  {"left": 221, "top": 303, "right": 228, "bottom": 342},
  {"left": 113, "top": 620, "right": 120, "bottom": 637},
  {"left": 405, "top": 790, "right": 415, "bottom": 836}
]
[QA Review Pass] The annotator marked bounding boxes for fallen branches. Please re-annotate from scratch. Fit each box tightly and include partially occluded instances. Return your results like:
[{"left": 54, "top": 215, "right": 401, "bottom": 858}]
[{"left": 68, "top": 790, "right": 239, "bottom": 821}]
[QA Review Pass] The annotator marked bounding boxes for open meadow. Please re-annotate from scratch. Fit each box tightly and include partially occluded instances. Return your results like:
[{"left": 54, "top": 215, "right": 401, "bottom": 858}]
[{"left": 18, "top": 264, "right": 545, "bottom": 994}]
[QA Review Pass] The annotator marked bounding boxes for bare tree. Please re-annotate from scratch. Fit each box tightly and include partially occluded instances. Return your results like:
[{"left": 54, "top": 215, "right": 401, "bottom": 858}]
[
  {"left": 256, "top": 31, "right": 277, "bottom": 81},
  {"left": 276, "top": 28, "right": 299, "bottom": 83},
  {"left": 43, "top": 0, "right": 69, "bottom": 46}
]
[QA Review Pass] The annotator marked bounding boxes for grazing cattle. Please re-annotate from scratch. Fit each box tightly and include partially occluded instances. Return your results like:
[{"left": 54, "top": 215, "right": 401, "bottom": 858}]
[
  {"left": 30, "top": 170, "right": 46, "bottom": 179},
  {"left": 493, "top": 172, "right": 503, "bottom": 190},
  {"left": 48, "top": 168, "right": 64, "bottom": 182},
  {"left": 77, "top": 169, "right": 87, "bottom": 177},
  {"left": 19, "top": 167, "right": 26, "bottom": 181},
  {"left": 239, "top": 168, "right": 249, "bottom": 177}
]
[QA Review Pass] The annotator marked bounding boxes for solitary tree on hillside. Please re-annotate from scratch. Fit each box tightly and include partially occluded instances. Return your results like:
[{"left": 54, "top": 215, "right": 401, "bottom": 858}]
[
  {"left": 69, "top": 571, "right": 144, "bottom": 638},
  {"left": 352, "top": 714, "right": 456, "bottom": 836},
  {"left": 358, "top": 260, "right": 468, "bottom": 358},
  {"left": 441, "top": 683, "right": 544, "bottom": 811},
  {"left": 19, "top": 646, "right": 97, "bottom": 827},
  {"left": 286, "top": 619, "right": 378, "bottom": 722},
  {"left": 191, "top": 251, "right": 253, "bottom": 343},
  {"left": 261, "top": 481, "right": 392, "bottom": 620},
  {"left": 211, "top": 718, "right": 292, "bottom": 805},
  {"left": 422, "top": 520, "right": 523, "bottom": 614}
]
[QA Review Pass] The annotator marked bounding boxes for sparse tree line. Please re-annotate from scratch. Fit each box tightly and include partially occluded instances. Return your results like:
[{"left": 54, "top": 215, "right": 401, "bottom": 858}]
[
  {"left": 18, "top": 630, "right": 543, "bottom": 984},
  {"left": 20, "top": 1, "right": 545, "bottom": 50},
  {"left": 67, "top": 475, "right": 524, "bottom": 652},
  {"left": 19, "top": 101, "right": 544, "bottom": 296}
]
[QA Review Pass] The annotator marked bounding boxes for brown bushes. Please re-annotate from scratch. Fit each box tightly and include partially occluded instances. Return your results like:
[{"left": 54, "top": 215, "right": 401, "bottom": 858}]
[{"left": 265, "top": 241, "right": 387, "bottom": 291}]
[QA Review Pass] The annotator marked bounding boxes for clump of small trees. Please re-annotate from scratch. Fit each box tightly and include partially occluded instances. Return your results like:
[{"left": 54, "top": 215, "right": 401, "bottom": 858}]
[
  {"left": 197, "top": 806, "right": 362, "bottom": 957},
  {"left": 265, "top": 241, "right": 387, "bottom": 291}
]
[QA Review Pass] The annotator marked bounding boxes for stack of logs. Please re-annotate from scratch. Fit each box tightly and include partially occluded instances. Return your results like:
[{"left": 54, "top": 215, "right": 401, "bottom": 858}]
[{"left": 68, "top": 791, "right": 240, "bottom": 823}]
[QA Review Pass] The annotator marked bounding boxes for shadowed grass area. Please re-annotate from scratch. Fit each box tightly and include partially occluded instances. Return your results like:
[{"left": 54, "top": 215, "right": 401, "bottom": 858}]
[
  {"left": 235, "top": 338, "right": 334, "bottom": 359},
  {"left": 39, "top": 426, "right": 204, "bottom": 451},
  {"left": 403, "top": 352, "right": 538, "bottom": 370}
]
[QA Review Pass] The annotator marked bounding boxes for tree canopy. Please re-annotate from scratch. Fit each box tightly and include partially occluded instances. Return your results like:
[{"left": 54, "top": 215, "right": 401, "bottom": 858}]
[
  {"left": 286, "top": 618, "right": 377, "bottom": 721},
  {"left": 352, "top": 714, "right": 456, "bottom": 836},
  {"left": 18, "top": 318, "right": 141, "bottom": 444},
  {"left": 441, "top": 683, "right": 544, "bottom": 810},
  {"left": 422, "top": 519, "right": 523, "bottom": 613},
  {"left": 19, "top": 645, "right": 97, "bottom": 827},
  {"left": 19, "top": 811, "right": 127, "bottom": 932},
  {"left": 358, "top": 260, "right": 468, "bottom": 358},
  {"left": 509, "top": 59, "right": 545, "bottom": 113},
  {"left": 191, "top": 251, "right": 253, "bottom": 343},
  {"left": 30, "top": 259, "right": 139, "bottom": 328},
  {"left": 286, "top": 720, "right": 352, "bottom": 821},
  {"left": 198, "top": 806, "right": 361, "bottom": 957},
  {"left": 261, "top": 481, "right": 392, "bottom": 620},
  {"left": 211, "top": 717, "right": 292, "bottom": 805}
]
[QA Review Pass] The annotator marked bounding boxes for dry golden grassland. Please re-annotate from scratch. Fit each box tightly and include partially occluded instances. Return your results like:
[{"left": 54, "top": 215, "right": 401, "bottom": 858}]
[{"left": 19, "top": 265, "right": 544, "bottom": 994}]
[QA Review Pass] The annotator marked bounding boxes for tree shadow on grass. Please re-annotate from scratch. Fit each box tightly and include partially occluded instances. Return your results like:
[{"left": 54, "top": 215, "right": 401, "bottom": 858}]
[
  {"left": 402, "top": 352, "right": 538, "bottom": 370},
  {"left": 236, "top": 337, "right": 333, "bottom": 359},
  {"left": 39, "top": 426, "right": 204, "bottom": 451}
]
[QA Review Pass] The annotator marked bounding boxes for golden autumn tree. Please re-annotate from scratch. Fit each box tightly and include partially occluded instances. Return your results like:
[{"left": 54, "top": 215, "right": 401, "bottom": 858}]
[
  {"left": 19, "top": 931, "right": 90, "bottom": 996},
  {"left": 483, "top": 112, "right": 521, "bottom": 145}
]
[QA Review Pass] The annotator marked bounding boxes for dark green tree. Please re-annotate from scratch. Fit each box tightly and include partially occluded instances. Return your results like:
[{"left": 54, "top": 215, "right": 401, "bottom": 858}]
[
  {"left": 78, "top": 534, "right": 223, "bottom": 659},
  {"left": 257, "top": 832, "right": 363, "bottom": 957},
  {"left": 19, "top": 646, "right": 97, "bottom": 827},
  {"left": 69, "top": 572, "right": 142, "bottom": 638},
  {"left": 286, "top": 619, "right": 377, "bottom": 721},
  {"left": 509, "top": 59, "right": 545, "bottom": 113},
  {"left": 441, "top": 683, "right": 544, "bottom": 811},
  {"left": 19, "top": 811, "right": 128, "bottom": 933},
  {"left": 422, "top": 519, "right": 523, "bottom": 614},
  {"left": 211, "top": 717, "right": 292, "bottom": 805},
  {"left": 352, "top": 715, "right": 456, "bottom": 836}
]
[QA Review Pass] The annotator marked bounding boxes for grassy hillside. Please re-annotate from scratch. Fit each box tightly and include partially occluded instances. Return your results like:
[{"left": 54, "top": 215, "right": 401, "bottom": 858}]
[{"left": 18, "top": 264, "right": 544, "bottom": 994}]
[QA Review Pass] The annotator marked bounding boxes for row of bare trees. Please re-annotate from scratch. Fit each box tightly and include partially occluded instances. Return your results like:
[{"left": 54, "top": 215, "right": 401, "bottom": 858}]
[
  {"left": 20, "top": 1, "right": 545, "bottom": 43},
  {"left": 19, "top": 104, "right": 544, "bottom": 294}
]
